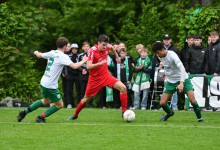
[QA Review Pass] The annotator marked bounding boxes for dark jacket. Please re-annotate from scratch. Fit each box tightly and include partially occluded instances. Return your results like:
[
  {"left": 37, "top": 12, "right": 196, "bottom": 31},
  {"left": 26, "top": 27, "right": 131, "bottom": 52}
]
[
  {"left": 78, "top": 52, "right": 89, "bottom": 80},
  {"left": 114, "top": 58, "right": 132, "bottom": 83},
  {"left": 208, "top": 38, "right": 220, "bottom": 74},
  {"left": 154, "top": 44, "right": 180, "bottom": 67},
  {"left": 180, "top": 42, "right": 191, "bottom": 68},
  {"left": 65, "top": 53, "right": 79, "bottom": 79},
  {"left": 185, "top": 43, "right": 208, "bottom": 74}
]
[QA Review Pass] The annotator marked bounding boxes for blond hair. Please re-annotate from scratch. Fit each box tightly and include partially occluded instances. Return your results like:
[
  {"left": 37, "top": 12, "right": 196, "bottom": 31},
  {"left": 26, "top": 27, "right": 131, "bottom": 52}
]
[
  {"left": 141, "top": 48, "right": 148, "bottom": 53},
  {"left": 136, "top": 44, "right": 144, "bottom": 50}
]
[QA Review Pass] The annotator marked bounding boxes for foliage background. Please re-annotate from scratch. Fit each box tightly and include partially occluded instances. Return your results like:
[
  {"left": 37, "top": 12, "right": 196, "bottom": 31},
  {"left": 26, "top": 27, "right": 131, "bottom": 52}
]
[{"left": 0, "top": 0, "right": 220, "bottom": 107}]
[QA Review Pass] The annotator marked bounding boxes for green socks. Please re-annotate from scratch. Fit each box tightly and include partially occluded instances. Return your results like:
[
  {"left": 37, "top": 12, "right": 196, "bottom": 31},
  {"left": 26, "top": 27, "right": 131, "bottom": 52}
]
[
  {"left": 162, "top": 103, "right": 172, "bottom": 114},
  {"left": 192, "top": 102, "right": 202, "bottom": 119},
  {"left": 40, "top": 105, "right": 59, "bottom": 118},
  {"left": 25, "top": 100, "right": 44, "bottom": 114}
]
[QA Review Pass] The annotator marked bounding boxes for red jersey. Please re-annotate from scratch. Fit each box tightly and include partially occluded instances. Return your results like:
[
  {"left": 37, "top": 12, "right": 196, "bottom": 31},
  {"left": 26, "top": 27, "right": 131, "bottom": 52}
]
[{"left": 88, "top": 44, "right": 111, "bottom": 77}]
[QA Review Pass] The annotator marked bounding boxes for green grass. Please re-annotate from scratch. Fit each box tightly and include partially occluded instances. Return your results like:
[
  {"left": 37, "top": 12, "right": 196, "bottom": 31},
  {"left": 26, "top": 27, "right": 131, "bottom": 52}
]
[{"left": 0, "top": 107, "right": 220, "bottom": 150}]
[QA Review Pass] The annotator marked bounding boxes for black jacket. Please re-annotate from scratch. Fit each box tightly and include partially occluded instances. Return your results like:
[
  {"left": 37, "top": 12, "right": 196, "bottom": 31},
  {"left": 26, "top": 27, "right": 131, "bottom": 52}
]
[
  {"left": 154, "top": 44, "right": 180, "bottom": 67},
  {"left": 78, "top": 52, "right": 89, "bottom": 80},
  {"left": 114, "top": 58, "right": 132, "bottom": 83},
  {"left": 180, "top": 42, "right": 191, "bottom": 68},
  {"left": 185, "top": 43, "right": 208, "bottom": 74},
  {"left": 208, "top": 38, "right": 220, "bottom": 74},
  {"left": 65, "top": 53, "right": 79, "bottom": 79}
]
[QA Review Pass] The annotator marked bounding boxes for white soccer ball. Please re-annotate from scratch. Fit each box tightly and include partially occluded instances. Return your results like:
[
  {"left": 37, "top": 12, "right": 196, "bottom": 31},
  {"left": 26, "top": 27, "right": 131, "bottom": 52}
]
[{"left": 123, "top": 110, "right": 135, "bottom": 122}]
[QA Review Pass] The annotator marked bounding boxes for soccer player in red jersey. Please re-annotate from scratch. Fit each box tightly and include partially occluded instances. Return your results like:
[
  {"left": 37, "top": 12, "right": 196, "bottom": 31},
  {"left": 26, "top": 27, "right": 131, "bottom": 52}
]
[{"left": 67, "top": 34, "right": 128, "bottom": 120}]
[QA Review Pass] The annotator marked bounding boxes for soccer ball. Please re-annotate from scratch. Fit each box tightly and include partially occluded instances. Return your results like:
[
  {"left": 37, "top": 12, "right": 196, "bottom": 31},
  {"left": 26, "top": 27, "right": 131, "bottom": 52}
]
[{"left": 123, "top": 110, "right": 135, "bottom": 122}]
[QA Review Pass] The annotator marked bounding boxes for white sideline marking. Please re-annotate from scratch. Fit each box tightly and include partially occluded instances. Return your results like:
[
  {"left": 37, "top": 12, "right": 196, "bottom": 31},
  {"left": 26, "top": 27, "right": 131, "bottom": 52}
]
[{"left": 0, "top": 122, "right": 220, "bottom": 129}]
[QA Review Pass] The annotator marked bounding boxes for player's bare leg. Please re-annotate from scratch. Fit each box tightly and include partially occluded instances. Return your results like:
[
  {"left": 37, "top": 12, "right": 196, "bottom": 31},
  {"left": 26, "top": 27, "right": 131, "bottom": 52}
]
[
  {"left": 159, "top": 93, "right": 174, "bottom": 121},
  {"left": 186, "top": 90, "right": 207, "bottom": 122},
  {"left": 67, "top": 96, "right": 92, "bottom": 120},
  {"left": 113, "top": 81, "right": 127, "bottom": 117}
]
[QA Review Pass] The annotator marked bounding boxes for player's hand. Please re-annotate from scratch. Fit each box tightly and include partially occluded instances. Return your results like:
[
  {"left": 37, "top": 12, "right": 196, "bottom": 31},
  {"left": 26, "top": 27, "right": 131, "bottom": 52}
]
[
  {"left": 98, "top": 60, "right": 107, "bottom": 66},
  {"left": 127, "top": 81, "right": 130, "bottom": 84},
  {"left": 159, "top": 65, "right": 163, "bottom": 69},
  {"left": 187, "top": 72, "right": 190, "bottom": 74},
  {"left": 82, "top": 69, "right": 87, "bottom": 74},
  {"left": 62, "top": 73, "right": 65, "bottom": 77},
  {"left": 176, "top": 82, "right": 184, "bottom": 93},
  {"left": 162, "top": 72, "right": 165, "bottom": 80},
  {"left": 34, "top": 51, "right": 39, "bottom": 55},
  {"left": 203, "top": 73, "right": 206, "bottom": 75},
  {"left": 132, "top": 63, "right": 135, "bottom": 67},
  {"left": 82, "top": 55, "right": 88, "bottom": 62},
  {"left": 137, "top": 65, "right": 143, "bottom": 70},
  {"left": 116, "top": 57, "right": 120, "bottom": 64},
  {"left": 214, "top": 73, "right": 218, "bottom": 76}
]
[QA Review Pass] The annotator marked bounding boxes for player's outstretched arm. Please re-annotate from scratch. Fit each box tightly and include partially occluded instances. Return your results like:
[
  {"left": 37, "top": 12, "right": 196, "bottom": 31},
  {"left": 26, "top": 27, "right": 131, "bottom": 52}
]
[
  {"left": 87, "top": 60, "right": 107, "bottom": 70},
  {"left": 69, "top": 55, "right": 88, "bottom": 69},
  {"left": 34, "top": 51, "right": 42, "bottom": 58}
]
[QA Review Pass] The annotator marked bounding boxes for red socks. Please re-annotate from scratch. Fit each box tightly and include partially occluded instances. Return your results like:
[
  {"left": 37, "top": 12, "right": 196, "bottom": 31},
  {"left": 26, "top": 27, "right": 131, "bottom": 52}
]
[
  {"left": 74, "top": 100, "right": 87, "bottom": 117},
  {"left": 120, "top": 93, "right": 127, "bottom": 113}
]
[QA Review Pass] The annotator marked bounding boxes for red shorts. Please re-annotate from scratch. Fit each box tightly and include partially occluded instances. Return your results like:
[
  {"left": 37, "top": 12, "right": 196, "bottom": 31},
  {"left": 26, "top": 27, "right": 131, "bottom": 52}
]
[{"left": 85, "top": 74, "right": 119, "bottom": 97}]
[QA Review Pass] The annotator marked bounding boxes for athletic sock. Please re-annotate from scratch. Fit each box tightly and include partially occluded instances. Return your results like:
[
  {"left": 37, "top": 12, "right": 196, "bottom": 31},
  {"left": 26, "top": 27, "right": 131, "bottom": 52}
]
[
  {"left": 162, "top": 103, "right": 172, "bottom": 114},
  {"left": 39, "top": 105, "right": 59, "bottom": 118},
  {"left": 25, "top": 100, "right": 44, "bottom": 114},
  {"left": 74, "top": 100, "right": 87, "bottom": 117},
  {"left": 192, "top": 102, "right": 202, "bottom": 119},
  {"left": 120, "top": 93, "right": 127, "bottom": 113}
]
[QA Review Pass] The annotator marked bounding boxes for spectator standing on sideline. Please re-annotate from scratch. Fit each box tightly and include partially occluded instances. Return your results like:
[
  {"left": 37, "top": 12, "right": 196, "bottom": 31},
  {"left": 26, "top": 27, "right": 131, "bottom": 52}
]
[
  {"left": 132, "top": 48, "right": 152, "bottom": 110},
  {"left": 208, "top": 36, "right": 212, "bottom": 46},
  {"left": 152, "top": 42, "right": 207, "bottom": 122},
  {"left": 17, "top": 37, "right": 87, "bottom": 123},
  {"left": 185, "top": 34, "right": 209, "bottom": 75},
  {"left": 98, "top": 54, "right": 115, "bottom": 109},
  {"left": 119, "top": 42, "right": 135, "bottom": 67},
  {"left": 154, "top": 34, "right": 180, "bottom": 110},
  {"left": 114, "top": 48, "right": 133, "bottom": 109},
  {"left": 67, "top": 34, "right": 128, "bottom": 120},
  {"left": 78, "top": 42, "right": 94, "bottom": 108},
  {"left": 208, "top": 31, "right": 220, "bottom": 76},
  {"left": 64, "top": 43, "right": 81, "bottom": 108},
  {"left": 60, "top": 42, "right": 71, "bottom": 107},
  {"left": 180, "top": 34, "right": 194, "bottom": 68},
  {"left": 113, "top": 42, "right": 120, "bottom": 54}
]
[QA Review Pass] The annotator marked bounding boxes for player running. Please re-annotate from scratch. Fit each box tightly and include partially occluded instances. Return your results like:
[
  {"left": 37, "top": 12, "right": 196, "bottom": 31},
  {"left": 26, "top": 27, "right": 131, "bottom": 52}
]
[
  {"left": 67, "top": 34, "right": 128, "bottom": 120},
  {"left": 152, "top": 42, "right": 207, "bottom": 122},
  {"left": 17, "top": 37, "right": 88, "bottom": 123}
]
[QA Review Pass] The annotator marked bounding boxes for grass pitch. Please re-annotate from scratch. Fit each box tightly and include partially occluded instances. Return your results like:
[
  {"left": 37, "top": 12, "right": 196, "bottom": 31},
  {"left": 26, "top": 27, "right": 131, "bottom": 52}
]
[{"left": 0, "top": 107, "right": 220, "bottom": 150}]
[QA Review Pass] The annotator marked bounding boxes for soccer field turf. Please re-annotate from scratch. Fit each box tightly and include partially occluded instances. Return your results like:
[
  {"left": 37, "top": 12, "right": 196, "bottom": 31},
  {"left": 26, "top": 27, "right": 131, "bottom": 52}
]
[{"left": 0, "top": 107, "right": 220, "bottom": 150}]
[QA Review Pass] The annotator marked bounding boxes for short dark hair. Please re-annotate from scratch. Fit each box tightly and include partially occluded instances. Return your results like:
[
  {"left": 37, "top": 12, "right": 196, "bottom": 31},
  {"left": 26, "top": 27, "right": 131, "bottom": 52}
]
[
  {"left": 113, "top": 42, "right": 119, "bottom": 46},
  {"left": 193, "top": 34, "right": 202, "bottom": 39},
  {"left": 56, "top": 37, "right": 69, "bottom": 48},
  {"left": 152, "top": 42, "right": 164, "bottom": 52},
  {"left": 187, "top": 34, "right": 194, "bottom": 39},
  {"left": 98, "top": 34, "right": 110, "bottom": 43},
  {"left": 119, "top": 48, "right": 126, "bottom": 53}
]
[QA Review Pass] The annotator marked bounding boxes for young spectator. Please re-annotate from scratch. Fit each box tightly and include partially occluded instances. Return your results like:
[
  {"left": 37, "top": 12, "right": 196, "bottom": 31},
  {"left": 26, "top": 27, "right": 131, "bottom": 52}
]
[
  {"left": 114, "top": 48, "right": 133, "bottom": 109},
  {"left": 132, "top": 48, "right": 152, "bottom": 109},
  {"left": 180, "top": 34, "right": 194, "bottom": 67},
  {"left": 208, "top": 31, "right": 220, "bottom": 76},
  {"left": 185, "top": 34, "right": 209, "bottom": 75},
  {"left": 154, "top": 34, "right": 180, "bottom": 110},
  {"left": 78, "top": 42, "right": 93, "bottom": 108},
  {"left": 113, "top": 42, "right": 120, "bottom": 54},
  {"left": 208, "top": 36, "right": 212, "bottom": 46},
  {"left": 64, "top": 43, "right": 81, "bottom": 108},
  {"left": 119, "top": 42, "right": 135, "bottom": 67},
  {"left": 135, "top": 44, "right": 155, "bottom": 92},
  {"left": 98, "top": 54, "right": 115, "bottom": 109}
]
